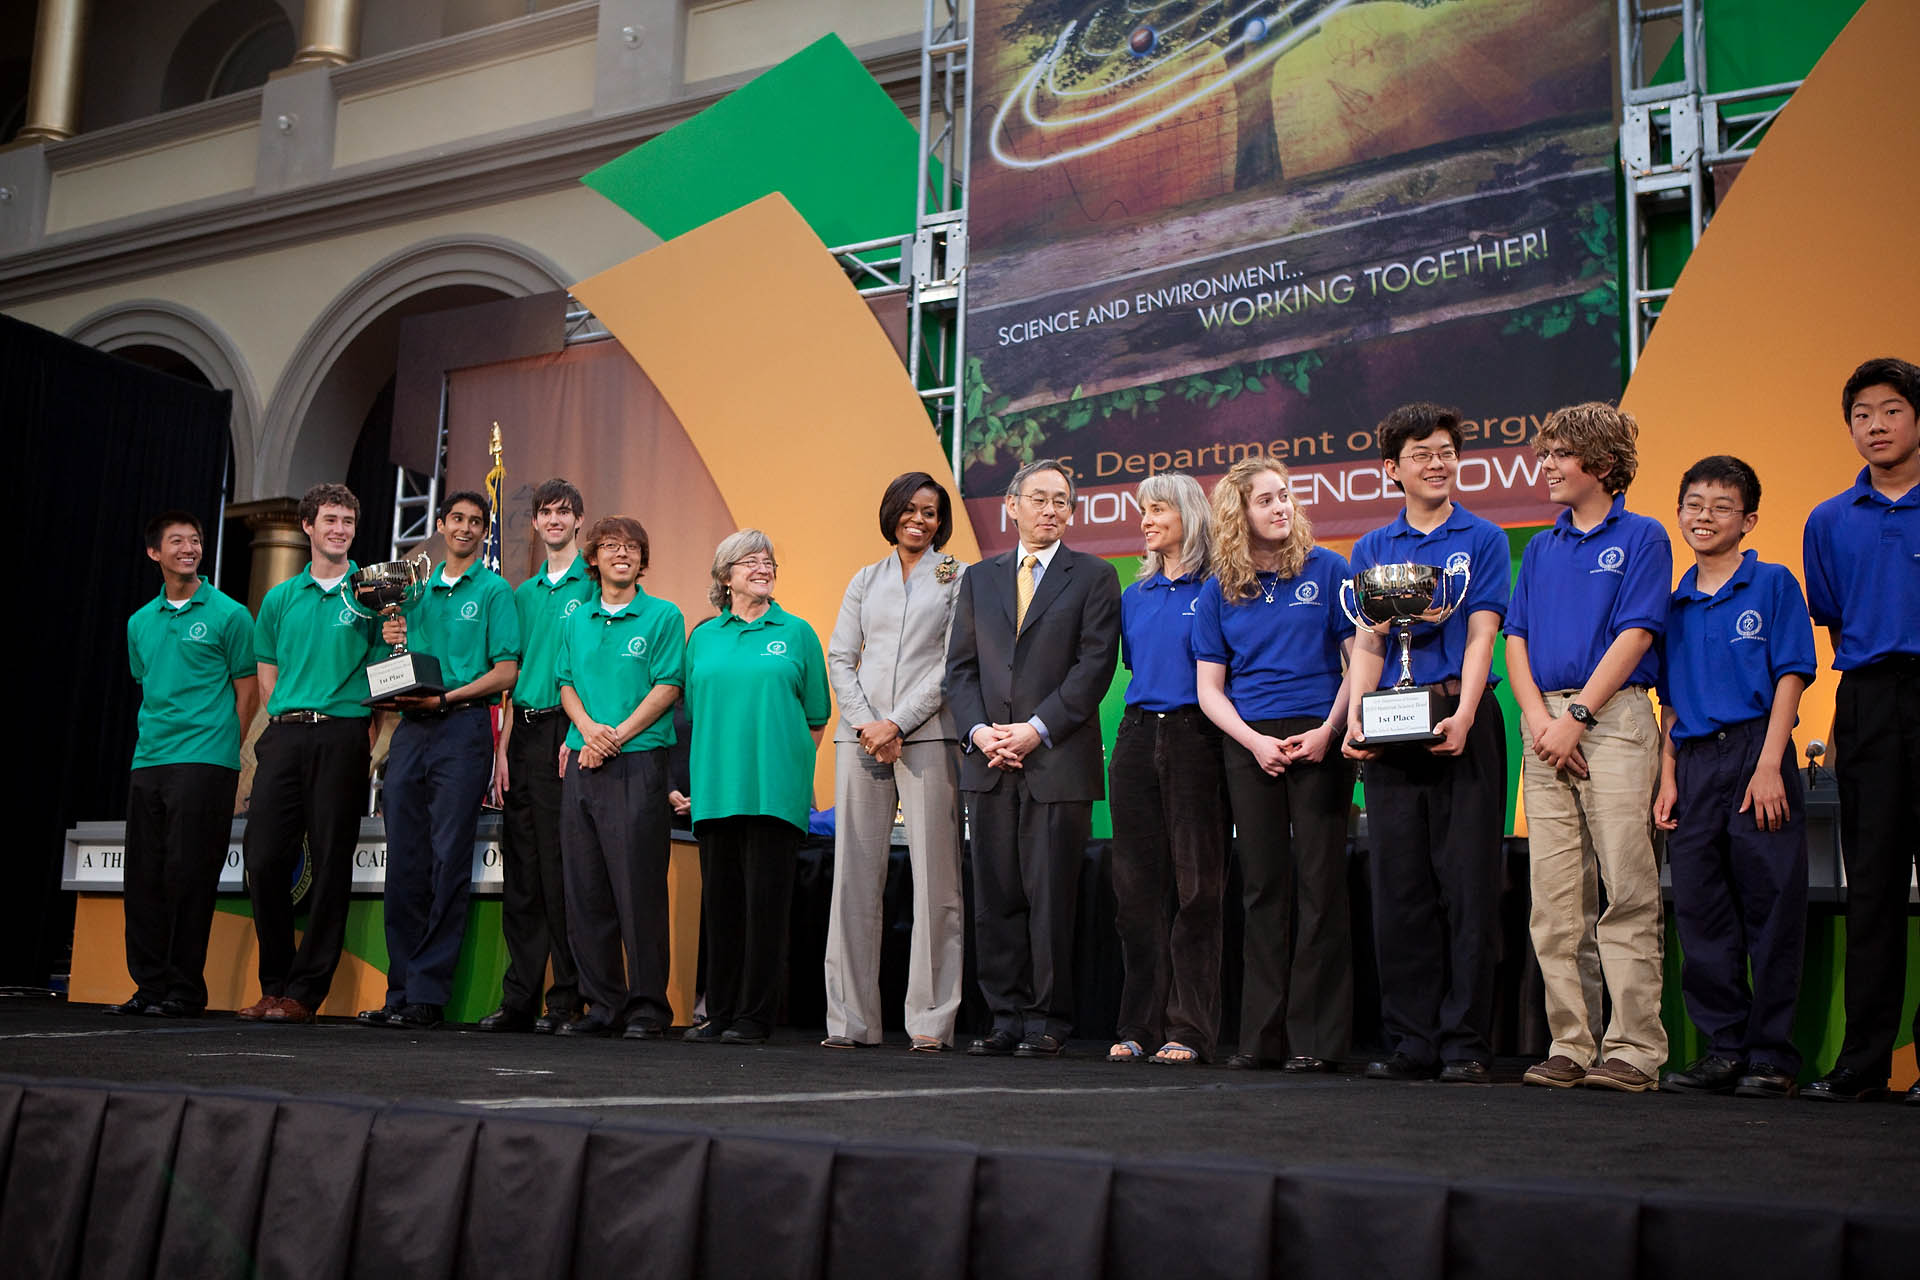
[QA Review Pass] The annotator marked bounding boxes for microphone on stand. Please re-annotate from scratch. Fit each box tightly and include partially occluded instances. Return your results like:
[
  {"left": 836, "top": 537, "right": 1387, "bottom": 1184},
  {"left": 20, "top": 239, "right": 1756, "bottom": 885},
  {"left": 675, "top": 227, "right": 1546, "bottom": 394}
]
[{"left": 1804, "top": 739, "right": 1826, "bottom": 787}]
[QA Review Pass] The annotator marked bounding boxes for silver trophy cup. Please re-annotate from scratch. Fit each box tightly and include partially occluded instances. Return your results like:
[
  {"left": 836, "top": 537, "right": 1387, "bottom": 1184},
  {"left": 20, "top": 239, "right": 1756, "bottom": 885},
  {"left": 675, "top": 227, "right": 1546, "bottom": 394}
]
[
  {"left": 1339, "top": 561, "right": 1470, "bottom": 745},
  {"left": 343, "top": 554, "right": 445, "bottom": 705}
]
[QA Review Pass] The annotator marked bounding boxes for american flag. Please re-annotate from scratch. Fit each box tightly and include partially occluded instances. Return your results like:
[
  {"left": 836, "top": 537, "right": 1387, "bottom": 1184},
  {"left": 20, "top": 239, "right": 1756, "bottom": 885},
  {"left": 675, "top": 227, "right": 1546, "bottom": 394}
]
[{"left": 483, "top": 422, "right": 506, "bottom": 806}]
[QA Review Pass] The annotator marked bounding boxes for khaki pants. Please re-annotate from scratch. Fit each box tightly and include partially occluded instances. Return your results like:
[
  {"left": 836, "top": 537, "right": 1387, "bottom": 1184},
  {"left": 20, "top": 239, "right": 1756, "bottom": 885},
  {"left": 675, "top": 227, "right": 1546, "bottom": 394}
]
[{"left": 1521, "top": 688, "right": 1668, "bottom": 1076}]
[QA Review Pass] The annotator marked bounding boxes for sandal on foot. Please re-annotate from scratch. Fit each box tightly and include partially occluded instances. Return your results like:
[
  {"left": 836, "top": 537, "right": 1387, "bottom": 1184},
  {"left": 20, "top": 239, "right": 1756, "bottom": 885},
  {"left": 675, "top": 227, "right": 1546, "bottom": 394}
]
[
  {"left": 1109, "top": 1040, "right": 1146, "bottom": 1062},
  {"left": 821, "top": 1035, "right": 868, "bottom": 1049},
  {"left": 1152, "top": 1042, "right": 1200, "bottom": 1065},
  {"left": 909, "top": 1036, "right": 946, "bottom": 1053}
]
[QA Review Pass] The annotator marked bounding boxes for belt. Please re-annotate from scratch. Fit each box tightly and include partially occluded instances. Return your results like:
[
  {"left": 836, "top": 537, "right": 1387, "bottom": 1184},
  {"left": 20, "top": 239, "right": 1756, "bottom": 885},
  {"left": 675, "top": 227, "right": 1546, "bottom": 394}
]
[
  {"left": 1432, "top": 678, "right": 1463, "bottom": 697},
  {"left": 402, "top": 698, "right": 487, "bottom": 722},
  {"left": 516, "top": 705, "right": 564, "bottom": 725},
  {"left": 1122, "top": 704, "right": 1209, "bottom": 724},
  {"left": 270, "top": 710, "right": 342, "bottom": 724}
]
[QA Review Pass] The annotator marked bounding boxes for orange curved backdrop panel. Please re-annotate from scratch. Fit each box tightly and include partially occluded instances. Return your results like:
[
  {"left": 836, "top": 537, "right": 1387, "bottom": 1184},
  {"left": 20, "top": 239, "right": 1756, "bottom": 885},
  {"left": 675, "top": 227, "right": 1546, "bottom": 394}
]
[
  {"left": 1621, "top": 0, "right": 1920, "bottom": 745},
  {"left": 572, "top": 193, "right": 981, "bottom": 804}
]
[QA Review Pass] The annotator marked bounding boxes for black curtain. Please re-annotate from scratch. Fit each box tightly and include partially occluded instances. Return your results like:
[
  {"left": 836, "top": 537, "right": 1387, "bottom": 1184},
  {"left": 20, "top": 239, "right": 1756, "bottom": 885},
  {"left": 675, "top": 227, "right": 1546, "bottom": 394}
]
[{"left": 3, "top": 314, "right": 231, "bottom": 988}]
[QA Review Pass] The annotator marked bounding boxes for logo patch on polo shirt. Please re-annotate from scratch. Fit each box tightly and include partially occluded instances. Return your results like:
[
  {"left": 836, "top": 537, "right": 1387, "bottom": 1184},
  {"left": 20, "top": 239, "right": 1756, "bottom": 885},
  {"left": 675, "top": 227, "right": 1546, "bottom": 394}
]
[
  {"left": 1291, "top": 580, "right": 1320, "bottom": 606},
  {"left": 1445, "top": 551, "right": 1472, "bottom": 575},
  {"left": 460, "top": 602, "right": 479, "bottom": 620},
  {"left": 188, "top": 621, "right": 209, "bottom": 641},
  {"left": 337, "top": 606, "right": 356, "bottom": 626},
  {"left": 1733, "top": 609, "right": 1765, "bottom": 642},
  {"left": 625, "top": 636, "right": 648, "bottom": 657},
  {"left": 765, "top": 640, "right": 788, "bottom": 656},
  {"left": 564, "top": 600, "right": 581, "bottom": 616},
  {"left": 1181, "top": 596, "right": 1198, "bottom": 616},
  {"left": 1594, "top": 546, "right": 1626, "bottom": 575}
]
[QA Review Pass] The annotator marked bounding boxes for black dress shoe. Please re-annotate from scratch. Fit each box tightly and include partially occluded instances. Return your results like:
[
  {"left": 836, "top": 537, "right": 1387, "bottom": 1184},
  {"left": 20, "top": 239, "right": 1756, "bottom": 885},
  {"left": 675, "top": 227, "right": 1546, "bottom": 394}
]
[
  {"left": 355, "top": 1006, "right": 395, "bottom": 1026},
  {"left": 623, "top": 1021, "right": 666, "bottom": 1040},
  {"left": 1364, "top": 1053, "right": 1436, "bottom": 1082},
  {"left": 387, "top": 1003, "right": 443, "bottom": 1030},
  {"left": 1225, "top": 1053, "right": 1262, "bottom": 1070},
  {"left": 557, "top": 1014, "right": 615, "bottom": 1038},
  {"left": 1733, "top": 1063, "right": 1797, "bottom": 1098},
  {"left": 720, "top": 1027, "right": 768, "bottom": 1045},
  {"left": 155, "top": 999, "right": 202, "bottom": 1019},
  {"left": 1662, "top": 1054, "right": 1744, "bottom": 1094},
  {"left": 1905, "top": 1082, "right": 1919, "bottom": 1106},
  {"left": 476, "top": 1006, "right": 536, "bottom": 1033},
  {"left": 1438, "top": 1060, "right": 1490, "bottom": 1084},
  {"left": 1014, "top": 1033, "right": 1065, "bottom": 1058},
  {"left": 105, "top": 994, "right": 159, "bottom": 1016},
  {"left": 534, "top": 1009, "right": 576, "bottom": 1035},
  {"left": 682, "top": 1018, "right": 726, "bottom": 1043},
  {"left": 1282, "top": 1055, "right": 1332, "bottom": 1073},
  {"left": 968, "top": 1030, "right": 1018, "bottom": 1056},
  {"left": 1802, "top": 1066, "right": 1885, "bottom": 1102}
]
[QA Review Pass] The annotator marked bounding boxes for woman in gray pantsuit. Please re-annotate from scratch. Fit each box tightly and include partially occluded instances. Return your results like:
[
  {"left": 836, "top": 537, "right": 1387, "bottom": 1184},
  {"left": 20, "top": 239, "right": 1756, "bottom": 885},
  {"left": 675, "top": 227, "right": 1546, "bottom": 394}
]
[{"left": 822, "top": 472, "right": 968, "bottom": 1051}]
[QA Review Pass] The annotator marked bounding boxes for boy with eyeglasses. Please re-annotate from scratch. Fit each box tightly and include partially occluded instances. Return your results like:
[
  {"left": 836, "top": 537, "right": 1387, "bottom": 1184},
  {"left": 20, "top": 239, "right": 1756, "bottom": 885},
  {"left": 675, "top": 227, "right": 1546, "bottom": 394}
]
[
  {"left": 1506, "top": 403, "right": 1672, "bottom": 1093},
  {"left": 1653, "top": 456, "right": 1815, "bottom": 1099},
  {"left": 1344, "top": 404, "right": 1511, "bottom": 1085}
]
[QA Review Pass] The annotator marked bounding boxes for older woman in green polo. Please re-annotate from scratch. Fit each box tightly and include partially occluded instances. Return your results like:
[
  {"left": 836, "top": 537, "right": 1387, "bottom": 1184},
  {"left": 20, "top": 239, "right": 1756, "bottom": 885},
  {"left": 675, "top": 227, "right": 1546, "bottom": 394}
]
[{"left": 682, "top": 529, "right": 831, "bottom": 1044}]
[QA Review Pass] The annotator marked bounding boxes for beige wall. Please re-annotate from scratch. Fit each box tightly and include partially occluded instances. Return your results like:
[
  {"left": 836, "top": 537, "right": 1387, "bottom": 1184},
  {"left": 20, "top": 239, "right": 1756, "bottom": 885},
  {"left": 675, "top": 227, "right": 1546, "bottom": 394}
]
[
  {"left": 334, "top": 38, "right": 598, "bottom": 168},
  {"left": 46, "top": 123, "right": 260, "bottom": 234},
  {"left": 685, "top": 0, "right": 920, "bottom": 82}
]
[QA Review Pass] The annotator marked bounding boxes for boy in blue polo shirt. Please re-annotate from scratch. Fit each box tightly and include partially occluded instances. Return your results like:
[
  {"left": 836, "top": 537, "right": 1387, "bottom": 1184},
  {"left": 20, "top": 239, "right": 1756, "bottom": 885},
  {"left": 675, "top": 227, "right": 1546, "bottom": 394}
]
[
  {"left": 1800, "top": 356, "right": 1920, "bottom": 1105},
  {"left": 1344, "top": 403, "right": 1511, "bottom": 1085},
  {"left": 1507, "top": 402, "right": 1671, "bottom": 1093},
  {"left": 1653, "top": 456, "right": 1815, "bottom": 1099}
]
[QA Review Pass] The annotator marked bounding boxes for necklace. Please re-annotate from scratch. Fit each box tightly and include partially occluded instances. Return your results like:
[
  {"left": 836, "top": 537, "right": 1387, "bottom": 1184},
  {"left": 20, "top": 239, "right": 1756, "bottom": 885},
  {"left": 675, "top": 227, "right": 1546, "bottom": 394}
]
[{"left": 1257, "top": 571, "right": 1280, "bottom": 604}]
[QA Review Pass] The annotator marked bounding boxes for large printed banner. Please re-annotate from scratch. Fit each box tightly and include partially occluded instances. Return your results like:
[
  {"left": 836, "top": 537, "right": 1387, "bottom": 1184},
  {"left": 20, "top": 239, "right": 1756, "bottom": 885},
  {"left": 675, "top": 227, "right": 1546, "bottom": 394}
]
[{"left": 962, "top": 0, "right": 1621, "bottom": 553}]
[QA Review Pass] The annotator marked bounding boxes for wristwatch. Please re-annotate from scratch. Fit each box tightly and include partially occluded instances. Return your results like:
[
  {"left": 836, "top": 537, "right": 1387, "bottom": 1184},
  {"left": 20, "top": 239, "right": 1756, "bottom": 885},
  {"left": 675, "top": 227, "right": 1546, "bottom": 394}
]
[{"left": 1566, "top": 702, "right": 1596, "bottom": 727}]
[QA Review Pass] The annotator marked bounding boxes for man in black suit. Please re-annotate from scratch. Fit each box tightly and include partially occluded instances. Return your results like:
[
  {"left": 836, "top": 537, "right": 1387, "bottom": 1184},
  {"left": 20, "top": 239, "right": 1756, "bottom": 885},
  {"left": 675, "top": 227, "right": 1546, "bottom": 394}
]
[{"left": 947, "top": 458, "right": 1122, "bottom": 1057}]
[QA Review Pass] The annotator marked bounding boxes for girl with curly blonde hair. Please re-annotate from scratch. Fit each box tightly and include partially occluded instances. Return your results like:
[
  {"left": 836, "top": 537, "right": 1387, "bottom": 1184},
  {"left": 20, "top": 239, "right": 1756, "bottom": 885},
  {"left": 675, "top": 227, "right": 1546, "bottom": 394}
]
[{"left": 1193, "top": 457, "right": 1357, "bottom": 1071}]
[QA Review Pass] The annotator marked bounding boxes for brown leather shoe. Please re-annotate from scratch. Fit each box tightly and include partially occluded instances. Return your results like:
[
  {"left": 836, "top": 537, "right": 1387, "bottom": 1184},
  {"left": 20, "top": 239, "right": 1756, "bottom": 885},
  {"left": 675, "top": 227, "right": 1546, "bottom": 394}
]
[
  {"left": 1522, "top": 1055, "right": 1587, "bottom": 1088},
  {"left": 236, "top": 995, "right": 277, "bottom": 1021},
  {"left": 1581, "top": 1057, "right": 1658, "bottom": 1093},
  {"left": 262, "top": 996, "right": 316, "bottom": 1024}
]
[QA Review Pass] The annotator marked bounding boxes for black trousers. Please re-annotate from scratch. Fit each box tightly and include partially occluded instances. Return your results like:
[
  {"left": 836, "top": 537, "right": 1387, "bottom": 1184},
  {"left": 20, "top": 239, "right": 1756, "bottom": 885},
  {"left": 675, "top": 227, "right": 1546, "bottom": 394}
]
[
  {"left": 561, "top": 749, "right": 674, "bottom": 1029},
  {"left": 1223, "top": 716, "right": 1356, "bottom": 1065},
  {"left": 124, "top": 763, "right": 238, "bottom": 1009},
  {"left": 1832, "top": 655, "right": 1920, "bottom": 1077},
  {"left": 1667, "top": 717, "right": 1808, "bottom": 1072},
  {"left": 1109, "top": 707, "right": 1229, "bottom": 1058},
  {"left": 696, "top": 814, "right": 800, "bottom": 1035},
  {"left": 499, "top": 712, "right": 581, "bottom": 1016},
  {"left": 1361, "top": 689, "right": 1508, "bottom": 1067},
  {"left": 242, "top": 718, "right": 370, "bottom": 1008},
  {"left": 965, "top": 775, "right": 1092, "bottom": 1041}
]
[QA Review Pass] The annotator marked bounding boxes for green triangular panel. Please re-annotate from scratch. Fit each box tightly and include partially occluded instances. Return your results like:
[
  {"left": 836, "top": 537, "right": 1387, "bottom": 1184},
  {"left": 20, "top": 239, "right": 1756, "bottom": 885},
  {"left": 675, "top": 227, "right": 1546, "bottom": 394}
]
[{"left": 583, "top": 33, "right": 923, "bottom": 246}]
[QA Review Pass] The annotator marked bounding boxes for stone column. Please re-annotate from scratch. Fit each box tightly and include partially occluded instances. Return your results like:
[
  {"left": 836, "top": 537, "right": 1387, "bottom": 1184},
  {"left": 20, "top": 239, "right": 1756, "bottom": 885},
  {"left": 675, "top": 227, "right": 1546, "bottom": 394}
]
[
  {"left": 15, "top": 0, "right": 91, "bottom": 145},
  {"left": 290, "top": 0, "right": 363, "bottom": 70},
  {"left": 227, "top": 498, "right": 308, "bottom": 614}
]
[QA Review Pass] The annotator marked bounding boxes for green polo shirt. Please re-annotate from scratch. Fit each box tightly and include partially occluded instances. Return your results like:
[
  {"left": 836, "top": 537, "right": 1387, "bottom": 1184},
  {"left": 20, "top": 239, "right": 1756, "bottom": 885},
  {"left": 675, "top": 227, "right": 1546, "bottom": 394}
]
[
  {"left": 255, "top": 562, "right": 382, "bottom": 719},
  {"left": 413, "top": 560, "right": 520, "bottom": 692},
  {"left": 555, "top": 588, "right": 687, "bottom": 753},
  {"left": 684, "top": 601, "right": 830, "bottom": 831},
  {"left": 513, "top": 554, "right": 595, "bottom": 710},
  {"left": 127, "top": 579, "right": 255, "bottom": 770}
]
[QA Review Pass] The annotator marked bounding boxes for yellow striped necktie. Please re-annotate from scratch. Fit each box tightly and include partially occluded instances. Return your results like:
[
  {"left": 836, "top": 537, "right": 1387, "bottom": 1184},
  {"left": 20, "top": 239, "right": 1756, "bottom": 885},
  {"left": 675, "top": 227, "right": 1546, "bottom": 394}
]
[{"left": 1015, "top": 553, "right": 1038, "bottom": 632}]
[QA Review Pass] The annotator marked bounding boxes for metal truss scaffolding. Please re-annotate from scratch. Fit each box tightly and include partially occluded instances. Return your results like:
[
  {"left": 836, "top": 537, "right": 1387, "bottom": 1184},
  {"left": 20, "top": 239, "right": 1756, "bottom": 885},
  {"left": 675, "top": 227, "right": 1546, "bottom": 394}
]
[{"left": 1619, "top": 0, "right": 1803, "bottom": 368}]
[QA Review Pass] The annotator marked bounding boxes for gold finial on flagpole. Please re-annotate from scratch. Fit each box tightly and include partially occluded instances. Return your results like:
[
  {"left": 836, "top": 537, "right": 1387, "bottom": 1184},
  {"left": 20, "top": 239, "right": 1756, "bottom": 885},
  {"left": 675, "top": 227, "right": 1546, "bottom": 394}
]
[{"left": 489, "top": 421, "right": 503, "bottom": 468}]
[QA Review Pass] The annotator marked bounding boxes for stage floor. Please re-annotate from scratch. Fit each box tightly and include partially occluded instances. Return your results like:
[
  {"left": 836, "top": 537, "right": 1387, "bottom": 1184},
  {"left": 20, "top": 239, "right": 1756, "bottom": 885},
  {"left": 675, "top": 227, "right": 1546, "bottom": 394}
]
[{"left": 2, "top": 999, "right": 1911, "bottom": 1214}]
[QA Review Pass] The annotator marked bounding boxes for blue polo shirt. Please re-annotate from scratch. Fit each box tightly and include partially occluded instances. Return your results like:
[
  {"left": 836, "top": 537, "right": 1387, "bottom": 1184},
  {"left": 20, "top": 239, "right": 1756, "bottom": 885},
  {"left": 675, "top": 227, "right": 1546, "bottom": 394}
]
[
  {"left": 1192, "top": 546, "right": 1350, "bottom": 720},
  {"left": 1350, "top": 503, "right": 1510, "bottom": 689},
  {"left": 1658, "top": 551, "right": 1817, "bottom": 743},
  {"left": 1803, "top": 467, "right": 1920, "bottom": 670},
  {"left": 1507, "top": 495, "right": 1670, "bottom": 692},
  {"left": 1120, "top": 571, "right": 1209, "bottom": 711}
]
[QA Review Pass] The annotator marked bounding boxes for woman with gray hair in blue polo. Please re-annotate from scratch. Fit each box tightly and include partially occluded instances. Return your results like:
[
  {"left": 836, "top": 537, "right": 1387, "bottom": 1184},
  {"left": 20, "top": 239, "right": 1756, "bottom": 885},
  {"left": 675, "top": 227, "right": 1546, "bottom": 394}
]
[
  {"left": 682, "top": 529, "right": 830, "bottom": 1045},
  {"left": 1107, "top": 472, "right": 1229, "bottom": 1065}
]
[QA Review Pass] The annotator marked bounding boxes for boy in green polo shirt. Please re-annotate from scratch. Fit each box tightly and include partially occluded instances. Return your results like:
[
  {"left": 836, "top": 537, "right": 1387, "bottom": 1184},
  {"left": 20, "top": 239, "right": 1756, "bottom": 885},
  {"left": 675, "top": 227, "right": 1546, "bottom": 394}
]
[
  {"left": 477, "top": 479, "right": 595, "bottom": 1034},
  {"left": 115, "top": 510, "right": 257, "bottom": 1018},
  {"left": 553, "top": 515, "right": 686, "bottom": 1037},
  {"left": 240, "top": 483, "right": 383, "bottom": 1023},
  {"left": 359, "top": 490, "right": 521, "bottom": 1030}
]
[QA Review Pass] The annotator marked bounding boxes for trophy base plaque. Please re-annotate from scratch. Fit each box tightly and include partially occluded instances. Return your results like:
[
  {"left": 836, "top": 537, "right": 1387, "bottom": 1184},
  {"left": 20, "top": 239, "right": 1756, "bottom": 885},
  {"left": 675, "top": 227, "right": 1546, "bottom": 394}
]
[
  {"left": 1356, "top": 686, "right": 1445, "bottom": 747},
  {"left": 362, "top": 651, "right": 446, "bottom": 706}
]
